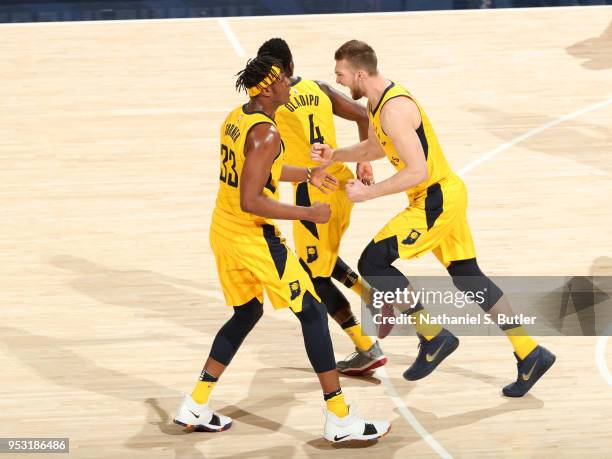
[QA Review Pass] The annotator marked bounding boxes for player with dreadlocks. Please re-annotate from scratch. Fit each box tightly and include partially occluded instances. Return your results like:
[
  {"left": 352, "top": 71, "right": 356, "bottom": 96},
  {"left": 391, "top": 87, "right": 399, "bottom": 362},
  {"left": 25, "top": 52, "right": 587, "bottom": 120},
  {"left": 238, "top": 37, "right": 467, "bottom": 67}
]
[
  {"left": 257, "top": 38, "right": 396, "bottom": 377},
  {"left": 174, "top": 54, "right": 390, "bottom": 442}
]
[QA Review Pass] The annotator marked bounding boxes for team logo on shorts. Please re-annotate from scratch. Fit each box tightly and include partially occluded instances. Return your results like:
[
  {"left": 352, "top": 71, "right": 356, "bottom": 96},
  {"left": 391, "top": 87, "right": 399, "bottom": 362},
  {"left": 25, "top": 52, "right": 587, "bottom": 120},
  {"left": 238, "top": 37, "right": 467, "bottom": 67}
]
[
  {"left": 402, "top": 229, "right": 421, "bottom": 245},
  {"left": 289, "top": 280, "right": 301, "bottom": 300},
  {"left": 306, "top": 246, "right": 318, "bottom": 263}
]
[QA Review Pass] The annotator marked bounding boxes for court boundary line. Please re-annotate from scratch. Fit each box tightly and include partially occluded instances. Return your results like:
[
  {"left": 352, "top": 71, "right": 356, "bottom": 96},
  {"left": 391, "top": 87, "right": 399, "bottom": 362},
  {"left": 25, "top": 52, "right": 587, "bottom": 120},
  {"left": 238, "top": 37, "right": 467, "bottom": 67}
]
[
  {"left": 596, "top": 325, "right": 612, "bottom": 387},
  {"left": 217, "top": 18, "right": 246, "bottom": 57},
  {"left": 378, "top": 367, "right": 453, "bottom": 458},
  {"left": 0, "top": 5, "right": 608, "bottom": 28},
  {"left": 458, "top": 96, "right": 612, "bottom": 176}
]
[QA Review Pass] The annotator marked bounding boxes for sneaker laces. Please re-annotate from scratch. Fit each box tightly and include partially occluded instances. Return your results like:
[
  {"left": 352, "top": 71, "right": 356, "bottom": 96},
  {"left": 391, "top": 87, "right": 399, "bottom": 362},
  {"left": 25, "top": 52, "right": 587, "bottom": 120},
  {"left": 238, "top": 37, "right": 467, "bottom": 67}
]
[
  {"left": 347, "top": 405, "right": 360, "bottom": 418},
  {"left": 415, "top": 336, "right": 427, "bottom": 357},
  {"left": 342, "top": 351, "right": 360, "bottom": 362},
  {"left": 416, "top": 333, "right": 428, "bottom": 349}
]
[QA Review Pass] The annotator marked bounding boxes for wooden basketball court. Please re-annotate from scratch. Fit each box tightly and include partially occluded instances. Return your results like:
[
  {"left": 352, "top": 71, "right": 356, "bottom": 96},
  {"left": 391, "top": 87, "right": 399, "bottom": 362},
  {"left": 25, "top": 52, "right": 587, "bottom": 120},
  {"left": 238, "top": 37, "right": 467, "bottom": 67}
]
[{"left": 1, "top": 6, "right": 611, "bottom": 458}]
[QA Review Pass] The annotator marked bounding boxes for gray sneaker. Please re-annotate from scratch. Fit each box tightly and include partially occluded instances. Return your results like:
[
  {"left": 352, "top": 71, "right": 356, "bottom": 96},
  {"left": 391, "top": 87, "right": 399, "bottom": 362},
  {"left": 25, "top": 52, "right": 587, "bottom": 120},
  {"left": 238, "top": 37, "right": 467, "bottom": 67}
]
[{"left": 337, "top": 341, "right": 388, "bottom": 376}]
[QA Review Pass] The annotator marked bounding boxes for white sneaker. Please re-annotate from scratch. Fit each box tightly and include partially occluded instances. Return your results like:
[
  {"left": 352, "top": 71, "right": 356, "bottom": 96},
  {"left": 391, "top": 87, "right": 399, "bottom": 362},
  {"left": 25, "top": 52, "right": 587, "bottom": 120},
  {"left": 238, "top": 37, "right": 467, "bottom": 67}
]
[
  {"left": 174, "top": 395, "right": 232, "bottom": 432},
  {"left": 324, "top": 406, "right": 390, "bottom": 442}
]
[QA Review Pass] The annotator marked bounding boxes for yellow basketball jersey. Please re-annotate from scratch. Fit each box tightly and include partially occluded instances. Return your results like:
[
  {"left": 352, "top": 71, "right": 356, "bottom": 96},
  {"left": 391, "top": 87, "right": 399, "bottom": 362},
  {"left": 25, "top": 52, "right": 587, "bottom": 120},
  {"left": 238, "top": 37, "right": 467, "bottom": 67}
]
[
  {"left": 368, "top": 81, "right": 452, "bottom": 200},
  {"left": 213, "top": 104, "right": 283, "bottom": 227},
  {"left": 275, "top": 77, "right": 347, "bottom": 176}
]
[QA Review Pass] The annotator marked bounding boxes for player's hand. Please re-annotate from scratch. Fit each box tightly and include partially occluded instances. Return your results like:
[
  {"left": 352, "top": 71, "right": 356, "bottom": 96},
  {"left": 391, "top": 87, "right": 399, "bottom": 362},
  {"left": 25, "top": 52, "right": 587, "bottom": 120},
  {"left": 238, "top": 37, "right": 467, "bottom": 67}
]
[
  {"left": 356, "top": 162, "right": 374, "bottom": 185},
  {"left": 311, "top": 143, "right": 334, "bottom": 166},
  {"left": 346, "top": 178, "right": 371, "bottom": 203},
  {"left": 307, "top": 201, "right": 331, "bottom": 223},
  {"left": 309, "top": 167, "right": 338, "bottom": 194}
]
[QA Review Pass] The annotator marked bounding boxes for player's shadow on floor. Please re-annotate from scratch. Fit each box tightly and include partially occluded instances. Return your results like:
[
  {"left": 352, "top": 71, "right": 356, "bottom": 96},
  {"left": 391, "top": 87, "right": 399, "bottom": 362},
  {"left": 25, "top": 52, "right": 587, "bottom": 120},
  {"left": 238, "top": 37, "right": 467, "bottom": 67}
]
[
  {"left": 48, "top": 254, "right": 345, "bottom": 353},
  {"left": 216, "top": 367, "right": 340, "bottom": 440},
  {"left": 43, "top": 255, "right": 459, "bottom": 452},
  {"left": 0, "top": 326, "right": 213, "bottom": 459},
  {"left": 49, "top": 255, "right": 224, "bottom": 335},
  {"left": 306, "top": 437, "right": 384, "bottom": 450},
  {"left": 280, "top": 366, "right": 382, "bottom": 386},
  {"left": 0, "top": 325, "right": 177, "bottom": 403},
  {"left": 48, "top": 255, "right": 381, "bottom": 412},
  {"left": 567, "top": 20, "right": 612, "bottom": 70},
  {"left": 137, "top": 367, "right": 343, "bottom": 444},
  {"left": 396, "top": 394, "right": 544, "bottom": 440},
  {"left": 135, "top": 397, "right": 301, "bottom": 458},
  {"left": 433, "top": 362, "right": 509, "bottom": 386},
  {"left": 382, "top": 348, "right": 508, "bottom": 387}
]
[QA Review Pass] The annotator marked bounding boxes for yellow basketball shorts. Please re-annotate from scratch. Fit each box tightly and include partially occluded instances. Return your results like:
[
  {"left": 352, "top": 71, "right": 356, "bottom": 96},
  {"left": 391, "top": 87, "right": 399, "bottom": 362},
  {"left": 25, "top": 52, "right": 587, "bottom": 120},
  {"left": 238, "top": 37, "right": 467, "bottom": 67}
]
[
  {"left": 210, "top": 212, "right": 319, "bottom": 313},
  {"left": 293, "top": 167, "right": 354, "bottom": 278},
  {"left": 374, "top": 173, "right": 476, "bottom": 267}
]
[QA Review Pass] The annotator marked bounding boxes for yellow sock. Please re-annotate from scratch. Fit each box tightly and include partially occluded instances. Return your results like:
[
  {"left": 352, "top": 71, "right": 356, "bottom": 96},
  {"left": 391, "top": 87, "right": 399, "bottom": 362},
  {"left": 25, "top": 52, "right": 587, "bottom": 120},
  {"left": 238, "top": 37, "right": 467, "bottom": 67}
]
[
  {"left": 505, "top": 326, "right": 538, "bottom": 360},
  {"left": 191, "top": 370, "right": 218, "bottom": 404},
  {"left": 343, "top": 323, "right": 374, "bottom": 352},
  {"left": 192, "top": 381, "right": 216, "bottom": 404},
  {"left": 325, "top": 390, "right": 349, "bottom": 418},
  {"left": 349, "top": 277, "right": 371, "bottom": 302},
  {"left": 409, "top": 309, "right": 443, "bottom": 341}
]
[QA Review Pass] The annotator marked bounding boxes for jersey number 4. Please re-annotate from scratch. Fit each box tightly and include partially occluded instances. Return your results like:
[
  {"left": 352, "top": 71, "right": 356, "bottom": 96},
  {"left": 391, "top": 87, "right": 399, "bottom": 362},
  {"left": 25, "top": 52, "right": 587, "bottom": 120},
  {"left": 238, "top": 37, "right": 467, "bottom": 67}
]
[
  {"left": 308, "top": 114, "right": 324, "bottom": 144},
  {"left": 220, "top": 145, "right": 238, "bottom": 187}
]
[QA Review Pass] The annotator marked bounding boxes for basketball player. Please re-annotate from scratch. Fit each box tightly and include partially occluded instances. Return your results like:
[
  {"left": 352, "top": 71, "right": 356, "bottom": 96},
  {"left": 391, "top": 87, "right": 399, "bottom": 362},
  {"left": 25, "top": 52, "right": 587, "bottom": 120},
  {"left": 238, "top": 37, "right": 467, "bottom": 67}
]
[
  {"left": 174, "top": 55, "right": 390, "bottom": 441},
  {"left": 312, "top": 40, "right": 555, "bottom": 397},
  {"left": 256, "top": 38, "right": 390, "bottom": 376}
]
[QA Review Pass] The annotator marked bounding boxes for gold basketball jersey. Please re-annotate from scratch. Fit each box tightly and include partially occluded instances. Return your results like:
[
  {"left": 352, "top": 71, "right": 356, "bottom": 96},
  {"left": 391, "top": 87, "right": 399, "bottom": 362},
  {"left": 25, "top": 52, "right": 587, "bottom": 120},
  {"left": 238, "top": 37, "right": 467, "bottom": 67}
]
[
  {"left": 213, "top": 104, "right": 284, "bottom": 227},
  {"left": 368, "top": 81, "right": 452, "bottom": 200},
  {"left": 275, "top": 77, "right": 347, "bottom": 176}
]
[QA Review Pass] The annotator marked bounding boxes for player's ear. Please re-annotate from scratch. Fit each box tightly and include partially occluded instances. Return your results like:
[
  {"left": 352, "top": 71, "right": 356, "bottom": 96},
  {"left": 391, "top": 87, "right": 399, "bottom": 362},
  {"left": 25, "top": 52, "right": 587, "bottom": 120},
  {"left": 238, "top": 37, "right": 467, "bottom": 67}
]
[{"left": 261, "top": 86, "right": 273, "bottom": 98}]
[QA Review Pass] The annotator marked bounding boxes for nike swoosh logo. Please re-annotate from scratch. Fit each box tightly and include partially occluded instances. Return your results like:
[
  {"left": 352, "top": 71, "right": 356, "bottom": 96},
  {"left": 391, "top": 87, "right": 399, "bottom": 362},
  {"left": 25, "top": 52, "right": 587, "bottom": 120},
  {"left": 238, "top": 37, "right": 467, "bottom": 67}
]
[
  {"left": 522, "top": 359, "right": 538, "bottom": 381},
  {"left": 426, "top": 342, "right": 445, "bottom": 362},
  {"left": 334, "top": 434, "right": 350, "bottom": 441},
  {"left": 188, "top": 410, "right": 200, "bottom": 419}
]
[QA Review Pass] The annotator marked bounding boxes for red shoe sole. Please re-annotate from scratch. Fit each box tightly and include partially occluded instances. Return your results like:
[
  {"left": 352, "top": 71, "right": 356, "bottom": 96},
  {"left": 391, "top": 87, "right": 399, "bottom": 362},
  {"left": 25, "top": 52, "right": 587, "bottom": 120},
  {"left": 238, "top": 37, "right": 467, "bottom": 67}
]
[{"left": 338, "top": 356, "right": 388, "bottom": 376}]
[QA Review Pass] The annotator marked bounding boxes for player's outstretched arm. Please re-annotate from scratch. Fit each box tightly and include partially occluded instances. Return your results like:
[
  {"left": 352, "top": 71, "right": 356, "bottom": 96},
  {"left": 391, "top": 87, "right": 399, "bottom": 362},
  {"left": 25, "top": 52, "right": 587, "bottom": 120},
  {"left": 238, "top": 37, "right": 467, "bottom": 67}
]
[
  {"left": 240, "top": 123, "right": 331, "bottom": 223},
  {"left": 346, "top": 97, "right": 428, "bottom": 202},
  {"left": 279, "top": 165, "right": 338, "bottom": 194}
]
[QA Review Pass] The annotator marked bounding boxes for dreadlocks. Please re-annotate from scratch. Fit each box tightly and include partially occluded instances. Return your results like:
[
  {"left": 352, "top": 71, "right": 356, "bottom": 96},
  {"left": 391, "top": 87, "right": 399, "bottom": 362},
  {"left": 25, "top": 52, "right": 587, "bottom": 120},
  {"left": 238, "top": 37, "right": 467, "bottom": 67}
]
[
  {"left": 235, "top": 55, "right": 282, "bottom": 94},
  {"left": 257, "top": 38, "right": 293, "bottom": 75}
]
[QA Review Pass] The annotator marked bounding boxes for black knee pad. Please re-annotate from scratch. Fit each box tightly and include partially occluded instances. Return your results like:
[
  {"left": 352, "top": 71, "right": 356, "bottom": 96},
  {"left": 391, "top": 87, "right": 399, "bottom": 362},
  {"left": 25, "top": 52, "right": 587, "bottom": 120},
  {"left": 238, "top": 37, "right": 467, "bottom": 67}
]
[
  {"left": 358, "top": 237, "right": 408, "bottom": 293},
  {"left": 447, "top": 258, "right": 483, "bottom": 277},
  {"left": 295, "top": 291, "right": 328, "bottom": 324},
  {"left": 209, "top": 297, "right": 263, "bottom": 365},
  {"left": 294, "top": 292, "right": 336, "bottom": 373},
  {"left": 358, "top": 240, "right": 384, "bottom": 278},
  {"left": 312, "top": 276, "right": 350, "bottom": 317},
  {"left": 357, "top": 237, "right": 401, "bottom": 276},
  {"left": 447, "top": 258, "right": 503, "bottom": 312},
  {"left": 232, "top": 297, "right": 264, "bottom": 325}
]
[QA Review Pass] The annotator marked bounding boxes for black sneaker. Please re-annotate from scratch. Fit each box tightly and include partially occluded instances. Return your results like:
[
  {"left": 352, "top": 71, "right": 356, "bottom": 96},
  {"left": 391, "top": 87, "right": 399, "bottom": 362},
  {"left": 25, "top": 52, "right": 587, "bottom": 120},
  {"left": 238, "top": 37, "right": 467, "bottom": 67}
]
[
  {"left": 402, "top": 329, "right": 459, "bottom": 381},
  {"left": 502, "top": 345, "right": 556, "bottom": 397}
]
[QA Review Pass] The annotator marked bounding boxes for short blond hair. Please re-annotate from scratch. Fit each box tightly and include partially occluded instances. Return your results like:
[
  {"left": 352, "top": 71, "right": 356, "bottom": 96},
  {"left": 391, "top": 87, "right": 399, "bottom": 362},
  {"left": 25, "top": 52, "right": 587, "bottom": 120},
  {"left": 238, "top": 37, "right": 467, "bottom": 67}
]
[{"left": 334, "top": 40, "right": 378, "bottom": 75}]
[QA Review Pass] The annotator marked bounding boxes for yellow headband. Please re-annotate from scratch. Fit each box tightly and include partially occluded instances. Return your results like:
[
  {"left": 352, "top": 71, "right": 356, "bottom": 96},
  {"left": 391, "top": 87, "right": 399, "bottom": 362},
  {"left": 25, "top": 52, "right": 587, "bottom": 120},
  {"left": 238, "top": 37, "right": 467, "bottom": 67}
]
[{"left": 247, "top": 65, "right": 282, "bottom": 97}]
